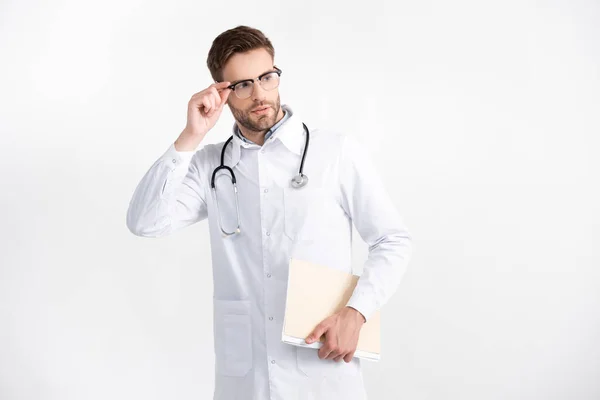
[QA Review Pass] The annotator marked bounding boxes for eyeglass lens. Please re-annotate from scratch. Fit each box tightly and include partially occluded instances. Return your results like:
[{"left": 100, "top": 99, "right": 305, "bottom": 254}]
[{"left": 234, "top": 72, "right": 280, "bottom": 99}]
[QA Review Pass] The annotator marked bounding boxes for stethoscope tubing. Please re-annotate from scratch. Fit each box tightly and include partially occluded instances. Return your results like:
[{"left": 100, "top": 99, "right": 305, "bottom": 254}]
[{"left": 210, "top": 123, "right": 310, "bottom": 236}]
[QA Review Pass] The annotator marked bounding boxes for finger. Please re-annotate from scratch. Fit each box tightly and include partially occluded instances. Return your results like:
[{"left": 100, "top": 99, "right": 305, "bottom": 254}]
[
  {"left": 306, "top": 323, "right": 328, "bottom": 344},
  {"left": 210, "top": 89, "right": 222, "bottom": 110},
  {"left": 343, "top": 351, "right": 355, "bottom": 363},
  {"left": 212, "top": 81, "right": 231, "bottom": 89},
  {"left": 327, "top": 347, "right": 342, "bottom": 360},
  {"left": 206, "top": 92, "right": 217, "bottom": 117},
  {"left": 218, "top": 88, "right": 231, "bottom": 106},
  {"left": 334, "top": 354, "right": 344, "bottom": 362},
  {"left": 320, "top": 338, "right": 339, "bottom": 359},
  {"left": 209, "top": 94, "right": 219, "bottom": 117},
  {"left": 318, "top": 344, "right": 333, "bottom": 360},
  {"left": 201, "top": 96, "right": 212, "bottom": 116}
]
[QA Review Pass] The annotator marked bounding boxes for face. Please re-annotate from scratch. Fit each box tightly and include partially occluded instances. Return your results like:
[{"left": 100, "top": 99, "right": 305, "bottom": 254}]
[{"left": 221, "top": 48, "right": 283, "bottom": 133}]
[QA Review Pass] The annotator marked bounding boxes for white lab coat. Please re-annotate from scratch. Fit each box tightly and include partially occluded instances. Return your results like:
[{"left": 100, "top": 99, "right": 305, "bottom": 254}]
[{"left": 126, "top": 104, "right": 413, "bottom": 400}]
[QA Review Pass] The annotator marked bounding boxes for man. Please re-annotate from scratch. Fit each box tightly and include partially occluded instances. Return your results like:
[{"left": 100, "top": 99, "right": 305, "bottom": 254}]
[{"left": 126, "top": 25, "right": 413, "bottom": 400}]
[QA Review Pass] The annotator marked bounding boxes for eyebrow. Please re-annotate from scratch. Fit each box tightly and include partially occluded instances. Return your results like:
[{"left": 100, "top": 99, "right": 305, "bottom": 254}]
[{"left": 230, "top": 68, "right": 275, "bottom": 86}]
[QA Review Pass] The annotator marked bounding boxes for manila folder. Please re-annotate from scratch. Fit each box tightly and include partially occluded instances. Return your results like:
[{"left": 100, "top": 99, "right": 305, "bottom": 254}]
[{"left": 281, "top": 258, "right": 381, "bottom": 361}]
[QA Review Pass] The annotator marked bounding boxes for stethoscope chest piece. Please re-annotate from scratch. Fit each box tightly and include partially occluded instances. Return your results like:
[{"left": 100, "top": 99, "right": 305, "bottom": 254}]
[{"left": 290, "top": 174, "right": 308, "bottom": 189}]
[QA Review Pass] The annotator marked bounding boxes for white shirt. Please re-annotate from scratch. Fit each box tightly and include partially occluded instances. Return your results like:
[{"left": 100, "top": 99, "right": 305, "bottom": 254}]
[{"left": 126, "top": 104, "right": 413, "bottom": 400}]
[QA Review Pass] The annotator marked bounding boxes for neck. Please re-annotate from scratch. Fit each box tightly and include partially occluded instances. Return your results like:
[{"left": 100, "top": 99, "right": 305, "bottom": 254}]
[{"left": 238, "top": 107, "right": 285, "bottom": 146}]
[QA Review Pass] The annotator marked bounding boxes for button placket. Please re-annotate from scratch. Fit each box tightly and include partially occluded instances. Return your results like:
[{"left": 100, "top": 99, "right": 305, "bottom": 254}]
[{"left": 259, "top": 160, "right": 277, "bottom": 373}]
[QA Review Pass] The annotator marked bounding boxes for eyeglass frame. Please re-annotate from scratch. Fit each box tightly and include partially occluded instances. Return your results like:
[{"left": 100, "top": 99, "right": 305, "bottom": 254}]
[{"left": 219, "top": 66, "right": 283, "bottom": 99}]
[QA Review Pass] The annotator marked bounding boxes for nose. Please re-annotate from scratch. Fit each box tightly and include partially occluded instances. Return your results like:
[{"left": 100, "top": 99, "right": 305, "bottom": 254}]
[{"left": 251, "top": 80, "right": 267, "bottom": 102}]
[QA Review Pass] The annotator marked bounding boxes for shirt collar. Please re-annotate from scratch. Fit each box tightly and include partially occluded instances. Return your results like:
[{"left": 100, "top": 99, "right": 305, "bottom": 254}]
[
  {"left": 234, "top": 106, "right": 291, "bottom": 143},
  {"left": 228, "top": 104, "right": 306, "bottom": 168}
]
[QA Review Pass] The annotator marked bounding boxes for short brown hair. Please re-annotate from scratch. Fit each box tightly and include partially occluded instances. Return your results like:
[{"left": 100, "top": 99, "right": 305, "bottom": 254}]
[{"left": 207, "top": 25, "right": 275, "bottom": 82}]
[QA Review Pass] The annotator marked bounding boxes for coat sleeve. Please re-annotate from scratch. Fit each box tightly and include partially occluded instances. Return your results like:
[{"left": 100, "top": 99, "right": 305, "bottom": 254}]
[
  {"left": 339, "top": 135, "right": 413, "bottom": 322},
  {"left": 126, "top": 143, "right": 209, "bottom": 237}
]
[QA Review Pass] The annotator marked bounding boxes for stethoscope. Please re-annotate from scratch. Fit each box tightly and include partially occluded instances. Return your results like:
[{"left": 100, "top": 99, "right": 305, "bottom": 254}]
[{"left": 210, "top": 122, "right": 310, "bottom": 237}]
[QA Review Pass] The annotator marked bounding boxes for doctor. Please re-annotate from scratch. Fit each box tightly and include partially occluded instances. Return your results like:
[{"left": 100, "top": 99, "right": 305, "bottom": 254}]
[{"left": 126, "top": 25, "right": 413, "bottom": 400}]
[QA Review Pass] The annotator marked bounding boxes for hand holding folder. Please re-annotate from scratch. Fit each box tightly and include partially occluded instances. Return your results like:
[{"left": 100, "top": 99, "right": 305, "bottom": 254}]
[{"left": 281, "top": 258, "right": 381, "bottom": 361}]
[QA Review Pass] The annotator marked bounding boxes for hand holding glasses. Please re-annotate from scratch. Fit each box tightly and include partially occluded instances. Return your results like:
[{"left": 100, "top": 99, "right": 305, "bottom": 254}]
[
  {"left": 175, "top": 66, "right": 282, "bottom": 152},
  {"left": 220, "top": 66, "right": 282, "bottom": 100}
]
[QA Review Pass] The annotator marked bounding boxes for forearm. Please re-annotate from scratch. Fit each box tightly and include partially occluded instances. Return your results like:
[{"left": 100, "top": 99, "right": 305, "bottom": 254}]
[
  {"left": 126, "top": 144, "right": 203, "bottom": 237},
  {"left": 346, "top": 229, "right": 413, "bottom": 322}
]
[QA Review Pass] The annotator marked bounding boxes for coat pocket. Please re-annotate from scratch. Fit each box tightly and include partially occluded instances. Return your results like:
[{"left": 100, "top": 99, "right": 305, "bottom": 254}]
[
  {"left": 296, "top": 345, "right": 360, "bottom": 378},
  {"left": 282, "top": 186, "right": 327, "bottom": 242},
  {"left": 213, "top": 299, "right": 253, "bottom": 377}
]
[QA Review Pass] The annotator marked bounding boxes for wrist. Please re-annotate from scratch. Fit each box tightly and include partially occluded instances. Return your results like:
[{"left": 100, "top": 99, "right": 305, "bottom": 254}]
[
  {"left": 346, "top": 306, "right": 366, "bottom": 324},
  {"left": 175, "top": 129, "right": 204, "bottom": 152}
]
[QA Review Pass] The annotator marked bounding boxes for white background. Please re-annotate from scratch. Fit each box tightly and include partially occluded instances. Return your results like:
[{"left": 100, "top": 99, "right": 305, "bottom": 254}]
[{"left": 1, "top": 0, "right": 599, "bottom": 399}]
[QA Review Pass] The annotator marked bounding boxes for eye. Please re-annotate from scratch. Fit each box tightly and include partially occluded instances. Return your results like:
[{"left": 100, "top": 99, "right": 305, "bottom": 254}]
[{"left": 237, "top": 81, "right": 251, "bottom": 89}]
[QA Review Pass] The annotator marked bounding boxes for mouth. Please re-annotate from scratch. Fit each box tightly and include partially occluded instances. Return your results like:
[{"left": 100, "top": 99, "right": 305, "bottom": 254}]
[{"left": 251, "top": 106, "right": 271, "bottom": 115}]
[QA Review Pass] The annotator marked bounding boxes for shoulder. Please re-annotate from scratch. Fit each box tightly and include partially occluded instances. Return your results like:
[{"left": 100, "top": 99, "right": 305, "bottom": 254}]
[
  {"left": 189, "top": 137, "right": 233, "bottom": 171},
  {"left": 308, "top": 125, "right": 349, "bottom": 149},
  {"left": 308, "top": 125, "right": 364, "bottom": 159}
]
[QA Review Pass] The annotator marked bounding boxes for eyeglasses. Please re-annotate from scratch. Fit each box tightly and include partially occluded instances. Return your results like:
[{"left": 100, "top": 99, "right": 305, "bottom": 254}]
[{"left": 224, "top": 66, "right": 282, "bottom": 99}]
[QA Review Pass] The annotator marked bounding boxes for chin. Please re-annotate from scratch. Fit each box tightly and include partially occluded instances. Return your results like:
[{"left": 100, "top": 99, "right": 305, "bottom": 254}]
[{"left": 252, "top": 113, "right": 273, "bottom": 122}]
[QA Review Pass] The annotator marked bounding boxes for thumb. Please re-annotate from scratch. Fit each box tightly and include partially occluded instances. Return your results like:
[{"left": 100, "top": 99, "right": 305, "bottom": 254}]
[{"left": 306, "top": 322, "right": 328, "bottom": 344}]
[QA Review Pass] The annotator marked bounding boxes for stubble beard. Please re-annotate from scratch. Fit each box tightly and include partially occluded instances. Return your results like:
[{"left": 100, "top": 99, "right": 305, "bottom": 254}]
[{"left": 230, "top": 95, "right": 281, "bottom": 134}]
